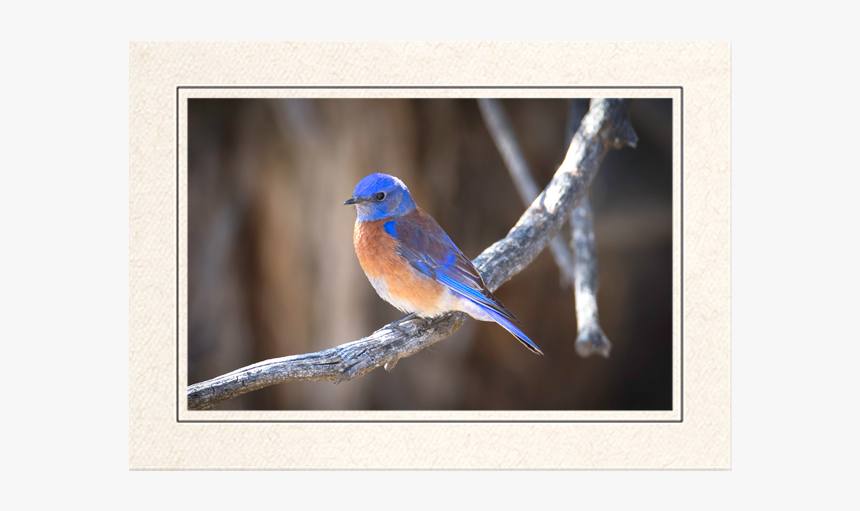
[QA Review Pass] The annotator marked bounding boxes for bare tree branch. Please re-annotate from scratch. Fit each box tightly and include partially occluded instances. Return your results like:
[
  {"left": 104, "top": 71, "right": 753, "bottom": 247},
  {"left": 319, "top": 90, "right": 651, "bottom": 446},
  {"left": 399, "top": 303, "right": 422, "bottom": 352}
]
[
  {"left": 570, "top": 194, "right": 612, "bottom": 357},
  {"left": 476, "top": 98, "right": 576, "bottom": 287},
  {"left": 478, "top": 98, "right": 615, "bottom": 358},
  {"left": 187, "top": 99, "right": 637, "bottom": 410},
  {"left": 564, "top": 99, "right": 614, "bottom": 358}
]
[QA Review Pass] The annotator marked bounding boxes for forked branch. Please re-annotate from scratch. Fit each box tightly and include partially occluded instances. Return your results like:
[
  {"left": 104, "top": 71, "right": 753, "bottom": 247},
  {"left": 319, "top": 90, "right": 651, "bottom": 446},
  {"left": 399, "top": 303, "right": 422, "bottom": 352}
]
[
  {"left": 478, "top": 98, "right": 615, "bottom": 358},
  {"left": 565, "top": 99, "right": 614, "bottom": 357},
  {"left": 477, "top": 98, "right": 577, "bottom": 286}
]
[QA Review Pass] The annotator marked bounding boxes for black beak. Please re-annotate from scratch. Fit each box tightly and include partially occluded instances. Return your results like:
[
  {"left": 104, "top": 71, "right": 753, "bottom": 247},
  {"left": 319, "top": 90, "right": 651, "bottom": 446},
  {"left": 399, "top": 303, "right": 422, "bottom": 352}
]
[{"left": 343, "top": 196, "right": 365, "bottom": 205}]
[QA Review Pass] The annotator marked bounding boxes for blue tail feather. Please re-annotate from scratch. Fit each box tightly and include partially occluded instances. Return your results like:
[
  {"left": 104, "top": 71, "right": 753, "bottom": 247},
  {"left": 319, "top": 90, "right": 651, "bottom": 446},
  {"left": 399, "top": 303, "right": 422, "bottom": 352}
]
[{"left": 481, "top": 305, "right": 544, "bottom": 355}]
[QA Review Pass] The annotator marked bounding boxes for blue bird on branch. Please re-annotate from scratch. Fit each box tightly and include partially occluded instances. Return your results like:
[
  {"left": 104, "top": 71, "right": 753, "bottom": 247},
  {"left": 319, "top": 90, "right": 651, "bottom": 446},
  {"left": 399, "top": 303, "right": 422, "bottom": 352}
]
[{"left": 345, "top": 173, "right": 542, "bottom": 355}]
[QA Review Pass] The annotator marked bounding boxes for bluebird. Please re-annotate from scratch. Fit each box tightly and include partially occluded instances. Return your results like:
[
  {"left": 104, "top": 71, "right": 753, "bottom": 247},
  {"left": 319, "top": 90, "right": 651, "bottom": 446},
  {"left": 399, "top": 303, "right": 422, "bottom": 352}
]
[{"left": 344, "top": 173, "right": 543, "bottom": 355}]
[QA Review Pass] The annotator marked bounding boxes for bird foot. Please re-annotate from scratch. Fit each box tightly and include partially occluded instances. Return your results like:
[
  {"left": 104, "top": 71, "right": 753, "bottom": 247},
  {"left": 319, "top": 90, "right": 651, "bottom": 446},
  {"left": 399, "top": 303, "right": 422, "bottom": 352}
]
[{"left": 389, "top": 312, "right": 418, "bottom": 336}]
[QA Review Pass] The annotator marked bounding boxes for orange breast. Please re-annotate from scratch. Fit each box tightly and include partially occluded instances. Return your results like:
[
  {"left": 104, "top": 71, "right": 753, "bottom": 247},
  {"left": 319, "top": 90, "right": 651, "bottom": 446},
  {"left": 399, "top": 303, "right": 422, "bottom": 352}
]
[{"left": 354, "top": 219, "right": 448, "bottom": 315}]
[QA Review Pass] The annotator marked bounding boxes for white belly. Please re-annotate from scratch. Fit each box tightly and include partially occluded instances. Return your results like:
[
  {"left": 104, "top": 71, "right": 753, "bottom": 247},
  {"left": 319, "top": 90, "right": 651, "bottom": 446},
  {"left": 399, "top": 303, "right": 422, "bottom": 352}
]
[{"left": 367, "top": 274, "right": 458, "bottom": 318}]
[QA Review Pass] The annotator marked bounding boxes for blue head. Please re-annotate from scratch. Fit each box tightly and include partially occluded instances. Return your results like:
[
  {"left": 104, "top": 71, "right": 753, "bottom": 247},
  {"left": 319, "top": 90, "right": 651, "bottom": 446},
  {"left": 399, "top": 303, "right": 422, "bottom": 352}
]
[{"left": 343, "top": 173, "right": 417, "bottom": 221}]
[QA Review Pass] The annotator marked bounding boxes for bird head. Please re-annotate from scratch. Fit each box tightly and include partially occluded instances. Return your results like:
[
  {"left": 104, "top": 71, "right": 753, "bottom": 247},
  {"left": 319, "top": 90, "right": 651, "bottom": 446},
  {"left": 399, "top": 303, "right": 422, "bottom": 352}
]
[{"left": 344, "top": 173, "right": 417, "bottom": 221}]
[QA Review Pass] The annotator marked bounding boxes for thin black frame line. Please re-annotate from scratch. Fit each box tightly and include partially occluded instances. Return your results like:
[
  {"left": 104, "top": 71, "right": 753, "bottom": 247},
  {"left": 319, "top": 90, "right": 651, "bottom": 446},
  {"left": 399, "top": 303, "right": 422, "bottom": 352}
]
[
  {"left": 680, "top": 87, "right": 685, "bottom": 422},
  {"left": 176, "top": 85, "right": 682, "bottom": 89},
  {"left": 176, "top": 86, "right": 180, "bottom": 423},
  {"left": 179, "top": 420, "right": 679, "bottom": 424},
  {"left": 176, "top": 86, "right": 683, "bottom": 424}
]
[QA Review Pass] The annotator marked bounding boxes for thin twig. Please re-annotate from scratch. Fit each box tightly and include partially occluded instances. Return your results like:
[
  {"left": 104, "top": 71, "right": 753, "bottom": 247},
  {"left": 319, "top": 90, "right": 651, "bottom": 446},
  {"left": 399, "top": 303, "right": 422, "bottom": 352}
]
[
  {"left": 570, "top": 195, "right": 611, "bottom": 357},
  {"left": 565, "top": 99, "right": 613, "bottom": 358},
  {"left": 187, "top": 99, "right": 637, "bottom": 410},
  {"left": 476, "top": 98, "right": 576, "bottom": 287}
]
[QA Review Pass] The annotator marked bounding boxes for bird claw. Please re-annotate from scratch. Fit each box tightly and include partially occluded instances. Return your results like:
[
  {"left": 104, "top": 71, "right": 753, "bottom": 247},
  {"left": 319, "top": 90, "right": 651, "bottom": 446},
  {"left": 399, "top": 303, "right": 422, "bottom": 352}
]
[
  {"left": 388, "top": 313, "right": 440, "bottom": 336},
  {"left": 388, "top": 312, "right": 418, "bottom": 336},
  {"left": 390, "top": 323, "right": 412, "bottom": 336}
]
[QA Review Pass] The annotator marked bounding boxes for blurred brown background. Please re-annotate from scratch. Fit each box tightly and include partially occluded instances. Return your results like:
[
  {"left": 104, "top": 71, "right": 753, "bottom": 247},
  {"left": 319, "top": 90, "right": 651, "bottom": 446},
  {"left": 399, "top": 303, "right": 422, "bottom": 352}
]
[{"left": 187, "top": 98, "right": 672, "bottom": 411}]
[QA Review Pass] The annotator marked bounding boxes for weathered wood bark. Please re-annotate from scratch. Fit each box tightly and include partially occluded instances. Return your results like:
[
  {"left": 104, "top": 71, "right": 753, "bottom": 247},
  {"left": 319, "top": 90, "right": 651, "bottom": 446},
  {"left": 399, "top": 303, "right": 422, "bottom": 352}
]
[
  {"left": 565, "top": 99, "right": 613, "bottom": 357},
  {"left": 570, "top": 194, "right": 612, "bottom": 357},
  {"left": 187, "top": 99, "right": 637, "bottom": 410},
  {"left": 477, "top": 98, "right": 576, "bottom": 286},
  {"left": 478, "top": 97, "right": 613, "bottom": 358}
]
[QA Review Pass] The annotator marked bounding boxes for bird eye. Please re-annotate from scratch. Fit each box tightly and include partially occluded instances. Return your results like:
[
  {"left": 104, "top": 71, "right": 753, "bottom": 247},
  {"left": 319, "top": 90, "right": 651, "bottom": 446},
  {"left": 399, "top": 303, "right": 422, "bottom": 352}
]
[{"left": 375, "top": 192, "right": 385, "bottom": 201}]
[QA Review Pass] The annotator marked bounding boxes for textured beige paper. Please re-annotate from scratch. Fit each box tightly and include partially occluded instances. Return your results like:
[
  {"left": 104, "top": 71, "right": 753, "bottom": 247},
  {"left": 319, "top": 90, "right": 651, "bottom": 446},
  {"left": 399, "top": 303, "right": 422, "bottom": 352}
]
[{"left": 129, "top": 42, "right": 730, "bottom": 469}]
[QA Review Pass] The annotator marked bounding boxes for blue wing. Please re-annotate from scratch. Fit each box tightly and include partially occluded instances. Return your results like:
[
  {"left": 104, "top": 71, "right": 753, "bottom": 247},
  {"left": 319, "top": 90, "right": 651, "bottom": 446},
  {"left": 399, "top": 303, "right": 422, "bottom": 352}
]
[
  {"left": 384, "top": 208, "right": 522, "bottom": 326},
  {"left": 385, "top": 210, "right": 542, "bottom": 355}
]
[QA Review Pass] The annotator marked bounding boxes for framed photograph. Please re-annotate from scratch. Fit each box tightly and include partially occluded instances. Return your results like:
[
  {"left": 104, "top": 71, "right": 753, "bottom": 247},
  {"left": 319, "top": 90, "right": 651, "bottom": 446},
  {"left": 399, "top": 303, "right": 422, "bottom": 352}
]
[{"left": 129, "top": 42, "right": 730, "bottom": 469}]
